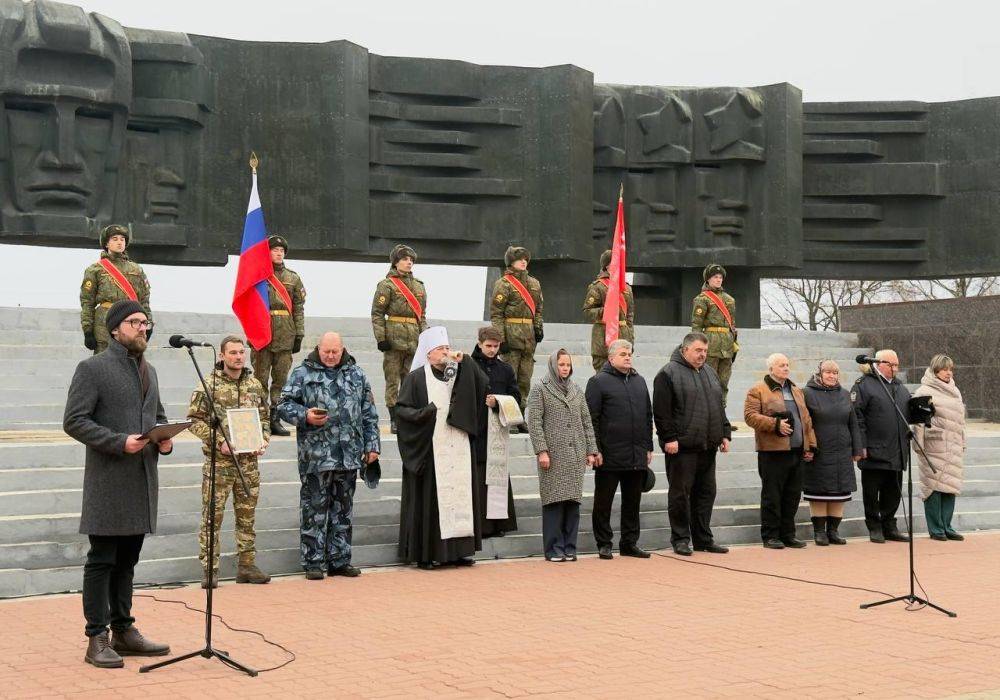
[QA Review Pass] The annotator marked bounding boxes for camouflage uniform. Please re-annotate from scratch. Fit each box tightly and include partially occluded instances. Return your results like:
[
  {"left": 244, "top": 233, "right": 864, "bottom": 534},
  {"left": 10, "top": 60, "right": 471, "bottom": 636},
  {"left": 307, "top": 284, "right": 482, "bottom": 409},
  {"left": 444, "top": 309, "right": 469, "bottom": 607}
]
[
  {"left": 691, "top": 264, "right": 737, "bottom": 405},
  {"left": 491, "top": 248, "right": 544, "bottom": 412},
  {"left": 583, "top": 254, "right": 635, "bottom": 372},
  {"left": 371, "top": 268, "right": 427, "bottom": 410},
  {"left": 79, "top": 250, "right": 152, "bottom": 354},
  {"left": 187, "top": 366, "right": 270, "bottom": 575},
  {"left": 276, "top": 349, "right": 380, "bottom": 572},
  {"left": 251, "top": 259, "right": 306, "bottom": 410}
]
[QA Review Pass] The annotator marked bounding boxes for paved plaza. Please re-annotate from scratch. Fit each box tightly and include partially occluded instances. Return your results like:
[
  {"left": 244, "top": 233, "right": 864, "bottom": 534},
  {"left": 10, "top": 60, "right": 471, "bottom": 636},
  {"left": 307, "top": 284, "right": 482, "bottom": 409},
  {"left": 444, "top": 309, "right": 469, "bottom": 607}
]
[{"left": 1, "top": 532, "right": 998, "bottom": 699}]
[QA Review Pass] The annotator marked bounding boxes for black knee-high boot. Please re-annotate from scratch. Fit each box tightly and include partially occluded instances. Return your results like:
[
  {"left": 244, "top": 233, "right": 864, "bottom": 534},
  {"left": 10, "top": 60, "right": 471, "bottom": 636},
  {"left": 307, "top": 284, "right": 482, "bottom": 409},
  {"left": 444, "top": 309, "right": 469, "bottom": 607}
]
[
  {"left": 826, "top": 516, "right": 847, "bottom": 545},
  {"left": 811, "top": 516, "right": 829, "bottom": 546}
]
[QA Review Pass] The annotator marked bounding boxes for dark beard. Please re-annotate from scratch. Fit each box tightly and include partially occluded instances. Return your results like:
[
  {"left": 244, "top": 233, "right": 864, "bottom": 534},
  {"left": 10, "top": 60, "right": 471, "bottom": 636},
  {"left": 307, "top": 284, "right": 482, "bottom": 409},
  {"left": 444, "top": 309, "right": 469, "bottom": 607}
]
[{"left": 121, "top": 334, "right": 147, "bottom": 355}]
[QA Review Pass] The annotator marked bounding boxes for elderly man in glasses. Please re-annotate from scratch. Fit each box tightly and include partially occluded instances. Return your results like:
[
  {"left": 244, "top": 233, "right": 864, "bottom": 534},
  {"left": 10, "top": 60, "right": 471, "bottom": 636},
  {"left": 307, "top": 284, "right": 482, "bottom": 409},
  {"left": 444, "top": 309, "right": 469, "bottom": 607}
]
[{"left": 64, "top": 300, "right": 173, "bottom": 668}]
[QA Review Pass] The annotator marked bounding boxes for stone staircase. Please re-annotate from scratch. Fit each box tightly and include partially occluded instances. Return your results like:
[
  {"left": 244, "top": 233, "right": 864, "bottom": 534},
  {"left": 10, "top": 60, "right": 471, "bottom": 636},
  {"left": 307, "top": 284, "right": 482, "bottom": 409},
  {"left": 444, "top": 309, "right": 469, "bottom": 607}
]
[{"left": 1, "top": 306, "right": 998, "bottom": 598}]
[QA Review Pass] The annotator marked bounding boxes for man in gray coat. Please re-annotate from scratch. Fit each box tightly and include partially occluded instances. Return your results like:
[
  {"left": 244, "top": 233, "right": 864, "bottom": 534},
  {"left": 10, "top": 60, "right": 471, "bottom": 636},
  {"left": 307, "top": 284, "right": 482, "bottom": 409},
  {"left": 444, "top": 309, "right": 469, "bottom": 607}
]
[{"left": 63, "top": 300, "right": 172, "bottom": 668}]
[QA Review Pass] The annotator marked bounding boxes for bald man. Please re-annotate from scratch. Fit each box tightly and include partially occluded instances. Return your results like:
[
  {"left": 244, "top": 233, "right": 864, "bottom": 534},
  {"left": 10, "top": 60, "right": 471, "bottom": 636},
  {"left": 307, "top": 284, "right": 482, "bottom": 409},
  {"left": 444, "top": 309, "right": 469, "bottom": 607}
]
[{"left": 277, "top": 333, "right": 381, "bottom": 578}]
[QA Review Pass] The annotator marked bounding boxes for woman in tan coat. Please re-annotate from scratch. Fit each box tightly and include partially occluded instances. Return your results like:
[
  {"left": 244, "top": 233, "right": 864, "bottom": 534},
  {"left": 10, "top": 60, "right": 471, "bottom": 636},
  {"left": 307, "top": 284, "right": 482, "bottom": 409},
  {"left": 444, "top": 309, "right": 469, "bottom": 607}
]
[{"left": 913, "top": 354, "right": 967, "bottom": 541}]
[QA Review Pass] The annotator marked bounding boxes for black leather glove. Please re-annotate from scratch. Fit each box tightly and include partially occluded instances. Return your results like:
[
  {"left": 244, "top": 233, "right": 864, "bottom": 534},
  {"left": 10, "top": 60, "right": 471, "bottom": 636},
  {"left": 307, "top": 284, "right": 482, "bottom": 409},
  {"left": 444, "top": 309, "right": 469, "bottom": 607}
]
[
  {"left": 292, "top": 336, "right": 303, "bottom": 353},
  {"left": 534, "top": 329, "right": 544, "bottom": 343},
  {"left": 377, "top": 340, "right": 391, "bottom": 352},
  {"left": 499, "top": 342, "right": 510, "bottom": 355},
  {"left": 145, "top": 326, "right": 153, "bottom": 341},
  {"left": 83, "top": 331, "right": 96, "bottom": 351}
]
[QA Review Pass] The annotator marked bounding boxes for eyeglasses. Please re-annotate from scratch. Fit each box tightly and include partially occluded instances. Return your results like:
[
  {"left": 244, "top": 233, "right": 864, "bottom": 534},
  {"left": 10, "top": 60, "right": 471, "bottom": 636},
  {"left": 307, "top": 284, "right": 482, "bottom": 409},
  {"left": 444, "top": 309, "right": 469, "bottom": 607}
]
[{"left": 125, "top": 319, "right": 154, "bottom": 330}]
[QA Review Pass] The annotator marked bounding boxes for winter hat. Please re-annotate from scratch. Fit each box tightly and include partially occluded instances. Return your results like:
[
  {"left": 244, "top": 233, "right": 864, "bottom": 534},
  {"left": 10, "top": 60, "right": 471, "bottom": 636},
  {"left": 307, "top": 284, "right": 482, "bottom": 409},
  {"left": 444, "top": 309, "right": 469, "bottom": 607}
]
[{"left": 105, "top": 299, "right": 146, "bottom": 334}]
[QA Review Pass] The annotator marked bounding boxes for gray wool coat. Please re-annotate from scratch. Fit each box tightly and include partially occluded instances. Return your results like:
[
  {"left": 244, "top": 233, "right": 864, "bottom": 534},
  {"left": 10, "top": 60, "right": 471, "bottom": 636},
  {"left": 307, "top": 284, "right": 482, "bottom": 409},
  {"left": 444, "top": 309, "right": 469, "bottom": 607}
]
[
  {"left": 63, "top": 340, "right": 167, "bottom": 536},
  {"left": 526, "top": 377, "right": 598, "bottom": 506}
]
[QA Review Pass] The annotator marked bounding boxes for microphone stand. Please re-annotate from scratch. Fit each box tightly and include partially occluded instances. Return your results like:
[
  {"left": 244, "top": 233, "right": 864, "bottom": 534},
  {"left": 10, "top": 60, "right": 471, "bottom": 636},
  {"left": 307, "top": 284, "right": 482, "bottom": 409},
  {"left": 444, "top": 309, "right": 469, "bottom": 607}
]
[
  {"left": 858, "top": 360, "right": 956, "bottom": 618},
  {"left": 141, "top": 344, "right": 258, "bottom": 675}
]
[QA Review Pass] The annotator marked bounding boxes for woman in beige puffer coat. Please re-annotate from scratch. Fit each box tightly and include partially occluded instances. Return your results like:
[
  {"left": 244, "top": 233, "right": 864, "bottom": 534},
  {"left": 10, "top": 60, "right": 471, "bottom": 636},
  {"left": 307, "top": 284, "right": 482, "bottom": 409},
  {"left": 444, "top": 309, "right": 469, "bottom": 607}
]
[{"left": 912, "top": 354, "right": 966, "bottom": 541}]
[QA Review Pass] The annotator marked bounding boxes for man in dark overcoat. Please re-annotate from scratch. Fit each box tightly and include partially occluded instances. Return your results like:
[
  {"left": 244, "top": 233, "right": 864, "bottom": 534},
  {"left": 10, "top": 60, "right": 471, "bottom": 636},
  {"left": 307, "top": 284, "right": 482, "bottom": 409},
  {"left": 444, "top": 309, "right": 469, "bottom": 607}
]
[{"left": 63, "top": 300, "right": 172, "bottom": 668}]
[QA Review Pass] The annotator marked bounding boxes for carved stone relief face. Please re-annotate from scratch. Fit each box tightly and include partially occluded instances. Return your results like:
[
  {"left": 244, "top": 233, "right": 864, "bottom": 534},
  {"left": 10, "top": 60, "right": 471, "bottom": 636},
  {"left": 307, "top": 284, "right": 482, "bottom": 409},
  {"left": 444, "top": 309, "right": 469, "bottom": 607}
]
[
  {"left": 121, "top": 127, "right": 187, "bottom": 224},
  {"left": 4, "top": 97, "right": 118, "bottom": 217}
]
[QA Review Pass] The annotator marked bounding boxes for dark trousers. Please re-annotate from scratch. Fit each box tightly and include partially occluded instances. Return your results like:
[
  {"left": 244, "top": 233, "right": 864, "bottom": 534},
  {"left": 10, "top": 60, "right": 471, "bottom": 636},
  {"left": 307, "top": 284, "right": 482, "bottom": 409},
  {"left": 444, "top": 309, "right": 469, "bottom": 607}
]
[
  {"left": 300, "top": 470, "right": 357, "bottom": 570},
  {"left": 666, "top": 450, "right": 718, "bottom": 547},
  {"left": 758, "top": 450, "right": 803, "bottom": 542},
  {"left": 923, "top": 490, "right": 957, "bottom": 536},
  {"left": 861, "top": 469, "right": 902, "bottom": 531},
  {"left": 542, "top": 500, "right": 581, "bottom": 558},
  {"left": 82, "top": 534, "right": 145, "bottom": 637},
  {"left": 592, "top": 469, "right": 644, "bottom": 548}
]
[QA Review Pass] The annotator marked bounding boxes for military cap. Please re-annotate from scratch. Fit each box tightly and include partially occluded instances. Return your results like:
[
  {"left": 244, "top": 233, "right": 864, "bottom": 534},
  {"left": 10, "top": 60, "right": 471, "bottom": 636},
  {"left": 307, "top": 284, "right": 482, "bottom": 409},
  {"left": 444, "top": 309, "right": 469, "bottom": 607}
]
[
  {"left": 703, "top": 263, "right": 726, "bottom": 283},
  {"left": 504, "top": 246, "right": 531, "bottom": 267},
  {"left": 100, "top": 224, "right": 130, "bottom": 249},
  {"left": 600, "top": 249, "right": 613, "bottom": 270},
  {"left": 390, "top": 244, "right": 418, "bottom": 266},
  {"left": 268, "top": 235, "right": 288, "bottom": 252}
]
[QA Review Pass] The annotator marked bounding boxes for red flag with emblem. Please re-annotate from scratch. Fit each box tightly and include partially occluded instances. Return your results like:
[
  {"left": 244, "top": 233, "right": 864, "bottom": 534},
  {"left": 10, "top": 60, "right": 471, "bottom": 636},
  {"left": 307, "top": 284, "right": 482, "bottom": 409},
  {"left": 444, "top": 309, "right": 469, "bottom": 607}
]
[{"left": 603, "top": 187, "right": 627, "bottom": 347}]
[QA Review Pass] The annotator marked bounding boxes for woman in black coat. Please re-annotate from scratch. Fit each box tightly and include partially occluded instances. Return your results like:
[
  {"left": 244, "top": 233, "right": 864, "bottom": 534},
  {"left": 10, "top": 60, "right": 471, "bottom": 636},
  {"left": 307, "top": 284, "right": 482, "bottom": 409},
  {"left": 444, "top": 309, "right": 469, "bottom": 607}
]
[{"left": 802, "top": 360, "right": 863, "bottom": 545}]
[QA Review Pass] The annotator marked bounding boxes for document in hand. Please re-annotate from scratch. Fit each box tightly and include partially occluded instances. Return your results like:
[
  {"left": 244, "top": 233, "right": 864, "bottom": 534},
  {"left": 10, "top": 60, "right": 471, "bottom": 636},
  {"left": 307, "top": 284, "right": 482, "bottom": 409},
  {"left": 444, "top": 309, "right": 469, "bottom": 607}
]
[{"left": 141, "top": 421, "right": 192, "bottom": 443}]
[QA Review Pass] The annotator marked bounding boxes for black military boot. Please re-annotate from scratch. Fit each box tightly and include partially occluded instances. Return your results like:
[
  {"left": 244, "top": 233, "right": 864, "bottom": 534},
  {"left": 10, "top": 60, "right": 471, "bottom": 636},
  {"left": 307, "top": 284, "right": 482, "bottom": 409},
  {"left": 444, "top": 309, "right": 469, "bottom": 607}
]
[
  {"left": 270, "top": 408, "right": 290, "bottom": 437},
  {"left": 389, "top": 406, "right": 398, "bottom": 434},
  {"left": 811, "top": 516, "right": 829, "bottom": 546}
]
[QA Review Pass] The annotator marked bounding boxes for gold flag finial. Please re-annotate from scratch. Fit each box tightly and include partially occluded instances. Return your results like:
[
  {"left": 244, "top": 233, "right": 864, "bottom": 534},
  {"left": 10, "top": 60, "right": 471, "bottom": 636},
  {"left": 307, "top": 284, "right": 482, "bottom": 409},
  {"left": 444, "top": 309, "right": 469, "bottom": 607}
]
[{"left": 249, "top": 151, "right": 259, "bottom": 174}]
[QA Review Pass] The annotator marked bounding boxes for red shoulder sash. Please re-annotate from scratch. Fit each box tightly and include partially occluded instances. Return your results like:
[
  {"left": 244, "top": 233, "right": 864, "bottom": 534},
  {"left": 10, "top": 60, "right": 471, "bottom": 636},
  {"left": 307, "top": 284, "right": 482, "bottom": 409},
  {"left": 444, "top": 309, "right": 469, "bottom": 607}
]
[
  {"left": 503, "top": 274, "right": 536, "bottom": 316},
  {"left": 597, "top": 277, "right": 628, "bottom": 315},
  {"left": 389, "top": 277, "right": 424, "bottom": 320},
  {"left": 98, "top": 258, "right": 138, "bottom": 301},
  {"left": 269, "top": 274, "right": 294, "bottom": 312},
  {"left": 702, "top": 290, "right": 735, "bottom": 330}
]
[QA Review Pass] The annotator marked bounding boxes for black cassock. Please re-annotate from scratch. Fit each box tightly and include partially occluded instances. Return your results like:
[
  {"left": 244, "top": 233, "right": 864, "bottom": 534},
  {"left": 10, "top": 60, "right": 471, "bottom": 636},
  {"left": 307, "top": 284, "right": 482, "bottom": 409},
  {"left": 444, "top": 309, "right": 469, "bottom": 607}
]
[{"left": 396, "top": 356, "right": 488, "bottom": 564}]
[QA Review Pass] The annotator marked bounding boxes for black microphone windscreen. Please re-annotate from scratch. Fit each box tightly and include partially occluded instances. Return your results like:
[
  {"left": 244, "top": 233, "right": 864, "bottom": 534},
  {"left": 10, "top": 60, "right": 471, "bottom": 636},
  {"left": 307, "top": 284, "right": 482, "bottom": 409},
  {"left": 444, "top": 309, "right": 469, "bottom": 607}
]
[{"left": 169, "top": 334, "right": 185, "bottom": 348}]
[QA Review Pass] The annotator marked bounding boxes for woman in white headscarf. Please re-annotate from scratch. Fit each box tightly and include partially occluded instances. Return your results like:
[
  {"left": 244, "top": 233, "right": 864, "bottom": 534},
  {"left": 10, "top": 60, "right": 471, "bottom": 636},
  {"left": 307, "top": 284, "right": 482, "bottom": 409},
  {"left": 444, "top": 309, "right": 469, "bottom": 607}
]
[
  {"left": 526, "top": 349, "right": 598, "bottom": 562},
  {"left": 912, "top": 354, "right": 967, "bottom": 541}
]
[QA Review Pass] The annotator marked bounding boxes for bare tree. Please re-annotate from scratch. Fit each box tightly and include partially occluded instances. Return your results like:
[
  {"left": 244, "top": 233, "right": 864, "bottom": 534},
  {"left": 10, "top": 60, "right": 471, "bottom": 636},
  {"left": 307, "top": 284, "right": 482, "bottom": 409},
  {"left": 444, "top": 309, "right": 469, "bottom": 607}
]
[
  {"left": 889, "top": 276, "right": 1000, "bottom": 301},
  {"left": 762, "top": 279, "right": 889, "bottom": 331}
]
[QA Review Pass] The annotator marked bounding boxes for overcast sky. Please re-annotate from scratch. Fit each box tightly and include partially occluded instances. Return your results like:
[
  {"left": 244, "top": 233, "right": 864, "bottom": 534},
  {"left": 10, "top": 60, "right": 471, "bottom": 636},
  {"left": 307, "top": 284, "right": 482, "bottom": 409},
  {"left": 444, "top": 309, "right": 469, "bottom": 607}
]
[{"left": 4, "top": 0, "right": 996, "bottom": 319}]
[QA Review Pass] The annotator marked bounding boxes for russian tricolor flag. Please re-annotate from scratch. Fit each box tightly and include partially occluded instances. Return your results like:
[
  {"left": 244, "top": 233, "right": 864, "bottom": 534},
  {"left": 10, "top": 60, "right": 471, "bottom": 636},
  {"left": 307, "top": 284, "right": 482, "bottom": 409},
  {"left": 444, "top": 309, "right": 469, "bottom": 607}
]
[{"left": 232, "top": 172, "right": 273, "bottom": 350}]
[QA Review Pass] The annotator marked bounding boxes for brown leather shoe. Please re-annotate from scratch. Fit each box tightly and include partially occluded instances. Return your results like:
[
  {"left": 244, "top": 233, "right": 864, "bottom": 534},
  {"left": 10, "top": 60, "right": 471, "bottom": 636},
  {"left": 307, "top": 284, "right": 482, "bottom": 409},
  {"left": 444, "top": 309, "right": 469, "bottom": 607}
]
[
  {"left": 111, "top": 626, "right": 170, "bottom": 657},
  {"left": 236, "top": 563, "right": 271, "bottom": 584},
  {"left": 85, "top": 631, "right": 124, "bottom": 668}
]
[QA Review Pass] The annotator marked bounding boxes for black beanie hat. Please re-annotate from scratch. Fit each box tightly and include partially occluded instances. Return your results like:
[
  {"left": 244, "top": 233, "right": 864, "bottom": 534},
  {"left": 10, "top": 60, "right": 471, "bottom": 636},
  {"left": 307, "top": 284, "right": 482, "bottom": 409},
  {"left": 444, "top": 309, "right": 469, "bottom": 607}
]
[{"left": 105, "top": 299, "right": 146, "bottom": 334}]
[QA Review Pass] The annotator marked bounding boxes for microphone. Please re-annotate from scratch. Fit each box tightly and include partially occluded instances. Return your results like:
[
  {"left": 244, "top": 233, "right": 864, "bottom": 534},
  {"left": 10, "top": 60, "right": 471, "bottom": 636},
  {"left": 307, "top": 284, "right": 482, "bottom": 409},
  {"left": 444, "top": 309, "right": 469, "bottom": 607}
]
[
  {"left": 855, "top": 354, "right": 886, "bottom": 365},
  {"left": 169, "top": 334, "right": 213, "bottom": 349}
]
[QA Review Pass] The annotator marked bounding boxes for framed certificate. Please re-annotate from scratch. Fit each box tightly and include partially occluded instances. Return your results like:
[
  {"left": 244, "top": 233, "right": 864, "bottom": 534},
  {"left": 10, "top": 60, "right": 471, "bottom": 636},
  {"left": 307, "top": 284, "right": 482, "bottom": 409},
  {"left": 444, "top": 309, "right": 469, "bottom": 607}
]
[{"left": 226, "top": 408, "right": 265, "bottom": 454}]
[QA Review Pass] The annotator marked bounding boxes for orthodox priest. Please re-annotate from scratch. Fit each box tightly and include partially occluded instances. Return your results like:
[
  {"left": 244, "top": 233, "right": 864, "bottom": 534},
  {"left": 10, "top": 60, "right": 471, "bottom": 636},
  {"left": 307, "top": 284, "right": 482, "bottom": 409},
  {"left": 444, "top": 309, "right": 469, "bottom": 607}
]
[{"left": 396, "top": 326, "right": 488, "bottom": 570}]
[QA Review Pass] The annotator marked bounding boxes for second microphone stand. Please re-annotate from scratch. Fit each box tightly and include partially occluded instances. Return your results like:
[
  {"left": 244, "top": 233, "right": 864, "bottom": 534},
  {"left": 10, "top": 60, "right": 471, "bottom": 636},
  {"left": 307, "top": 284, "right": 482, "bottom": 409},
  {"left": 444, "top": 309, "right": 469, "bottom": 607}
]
[{"left": 141, "top": 344, "right": 259, "bottom": 675}]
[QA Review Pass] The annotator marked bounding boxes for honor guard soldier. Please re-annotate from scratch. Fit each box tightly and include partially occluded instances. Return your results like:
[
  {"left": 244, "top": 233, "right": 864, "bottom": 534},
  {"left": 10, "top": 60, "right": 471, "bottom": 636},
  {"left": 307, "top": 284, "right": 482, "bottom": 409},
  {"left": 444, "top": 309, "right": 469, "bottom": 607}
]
[
  {"left": 490, "top": 245, "right": 544, "bottom": 425},
  {"left": 691, "top": 263, "right": 738, "bottom": 405},
  {"left": 252, "top": 235, "right": 306, "bottom": 436},
  {"left": 371, "top": 244, "right": 427, "bottom": 433},
  {"left": 79, "top": 225, "right": 152, "bottom": 354},
  {"left": 583, "top": 249, "right": 635, "bottom": 372}
]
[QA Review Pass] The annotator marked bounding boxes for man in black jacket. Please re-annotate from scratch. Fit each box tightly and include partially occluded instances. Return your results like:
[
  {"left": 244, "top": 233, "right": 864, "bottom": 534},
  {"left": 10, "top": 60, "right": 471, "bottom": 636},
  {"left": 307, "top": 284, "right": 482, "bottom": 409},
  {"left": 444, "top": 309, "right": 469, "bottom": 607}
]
[
  {"left": 471, "top": 326, "right": 520, "bottom": 537},
  {"left": 653, "top": 333, "right": 732, "bottom": 556},
  {"left": 63, "top": 300, "right": 172, "bottom": 668},
  {"left": 852, "top": 349, "right": 912, "bottom": 543},
  {"left": 585, "top": 339, "right": 654, "bottom": 559}
]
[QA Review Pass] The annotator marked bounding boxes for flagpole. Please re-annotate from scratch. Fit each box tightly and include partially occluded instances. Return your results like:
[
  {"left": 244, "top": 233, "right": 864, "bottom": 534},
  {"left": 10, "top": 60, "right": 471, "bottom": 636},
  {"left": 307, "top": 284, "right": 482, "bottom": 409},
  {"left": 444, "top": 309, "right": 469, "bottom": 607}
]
[{"left": 249, "top": 151, "right": 259, "bottom": 175}]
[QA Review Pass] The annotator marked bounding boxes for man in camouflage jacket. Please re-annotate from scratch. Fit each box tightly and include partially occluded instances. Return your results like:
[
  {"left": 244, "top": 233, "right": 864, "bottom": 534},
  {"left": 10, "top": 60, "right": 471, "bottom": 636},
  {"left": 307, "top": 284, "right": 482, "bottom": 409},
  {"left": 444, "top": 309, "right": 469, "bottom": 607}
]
[
  {"left": 79, "top": 225, "right": 152, "bottom": 354},
  {"left": 277, "top": 332, "right": 380, "bottom": 578},
  {"left": 251, "top": 235, "right": 306, "bottom": 436},
  {"left": 187, "top": 336, "right": 271, "bottom": 588},
  {"left": 691, "top": 263, "right": 737, "bottom": 405},
  {"left": 583, "top": 249, "right": 636, "bottom": 372},
  {"left": 371, "top": 244, "right": 427, "bottom": 433},
  {"left": 490, "top": 245, "right": 544, "bottom": 421}
]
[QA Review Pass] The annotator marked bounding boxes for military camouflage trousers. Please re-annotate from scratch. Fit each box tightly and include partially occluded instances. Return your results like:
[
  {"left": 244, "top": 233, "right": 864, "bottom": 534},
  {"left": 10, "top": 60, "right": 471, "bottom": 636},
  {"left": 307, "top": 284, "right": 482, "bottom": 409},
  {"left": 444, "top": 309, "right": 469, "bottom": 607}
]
[
  {"left": 252, "top": 347, "right": 293, "bottom": 408},
  {"left": 382, "top": 348, "right": 415, "bottom": 408},
  {"left": 502, "top": 347, "right": 535, "bottom": 411},
  {"left": 199, "top": 459, "right": 260, "bottom": 573},
  {"left": 706, "top": 355, "right": 734, "bottom": 406},
  {"left": 300, "top": 469, "right": 357, "bottom": 571}
]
